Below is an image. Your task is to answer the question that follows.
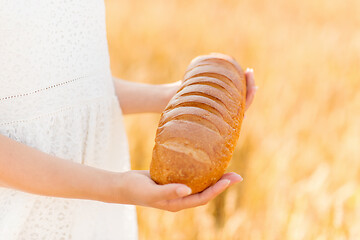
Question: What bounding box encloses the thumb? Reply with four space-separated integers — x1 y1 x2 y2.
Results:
151 183 192 202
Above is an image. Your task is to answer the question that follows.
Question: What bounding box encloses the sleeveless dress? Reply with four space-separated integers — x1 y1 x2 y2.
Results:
0 1 138 239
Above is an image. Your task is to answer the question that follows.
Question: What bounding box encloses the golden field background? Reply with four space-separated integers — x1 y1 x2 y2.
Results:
105 0 360 239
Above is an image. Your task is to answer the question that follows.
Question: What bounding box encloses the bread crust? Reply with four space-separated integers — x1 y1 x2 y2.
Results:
150 53 246 193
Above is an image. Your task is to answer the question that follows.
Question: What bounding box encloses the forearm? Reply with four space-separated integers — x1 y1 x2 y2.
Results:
0 134 117 203
112 76 180 114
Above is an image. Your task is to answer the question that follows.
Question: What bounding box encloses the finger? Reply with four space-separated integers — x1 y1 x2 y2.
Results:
164 174 243 210
150 183 192 202
202 173 243 196
133 170 192 201
245 69 257 110
183 173 243 203
218 172 243 184
245 88 256 110
245 68 256 89
179 180 230 208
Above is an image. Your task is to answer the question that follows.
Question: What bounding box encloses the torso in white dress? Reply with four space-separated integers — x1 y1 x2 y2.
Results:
0 1 138 239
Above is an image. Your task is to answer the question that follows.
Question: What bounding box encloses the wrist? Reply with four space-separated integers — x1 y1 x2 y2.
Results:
104 171 129 204
159 81 181 111
89 170 122 204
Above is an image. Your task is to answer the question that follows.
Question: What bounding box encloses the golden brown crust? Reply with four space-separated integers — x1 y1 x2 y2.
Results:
174 84 238 116
159 106 233 137
165 95 234 127
150 53 246 193
179 76 241 103
187 53 245 77
184 65 242 94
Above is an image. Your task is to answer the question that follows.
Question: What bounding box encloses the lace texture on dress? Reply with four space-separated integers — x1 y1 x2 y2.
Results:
0 0 138 239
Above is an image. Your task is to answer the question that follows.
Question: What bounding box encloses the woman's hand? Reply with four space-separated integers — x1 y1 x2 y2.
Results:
113 170 243 212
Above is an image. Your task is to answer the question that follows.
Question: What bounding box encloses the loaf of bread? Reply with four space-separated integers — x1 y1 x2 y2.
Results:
150 53 246 194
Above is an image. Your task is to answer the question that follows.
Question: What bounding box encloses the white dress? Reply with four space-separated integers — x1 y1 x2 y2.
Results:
0 0 138 239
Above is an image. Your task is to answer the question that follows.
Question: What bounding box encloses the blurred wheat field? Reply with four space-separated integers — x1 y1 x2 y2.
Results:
104 0 360 239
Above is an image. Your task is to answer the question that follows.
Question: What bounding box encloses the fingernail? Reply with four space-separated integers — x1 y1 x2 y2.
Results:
250 68 254 72
233 173 243 182
223 179 231 187
176 186 192 197
246 68 250 72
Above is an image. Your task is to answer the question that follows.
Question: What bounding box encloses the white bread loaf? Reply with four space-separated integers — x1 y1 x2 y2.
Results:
150 53 246 193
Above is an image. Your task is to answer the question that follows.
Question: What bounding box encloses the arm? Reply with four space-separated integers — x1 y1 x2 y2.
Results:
0 133 116 202
112 76 181 114
0 133 242 211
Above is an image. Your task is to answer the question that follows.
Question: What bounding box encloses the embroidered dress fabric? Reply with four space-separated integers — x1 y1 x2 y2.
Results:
0 0 138 239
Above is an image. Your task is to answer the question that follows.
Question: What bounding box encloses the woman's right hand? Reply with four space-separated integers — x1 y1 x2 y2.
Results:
112 170 243 212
